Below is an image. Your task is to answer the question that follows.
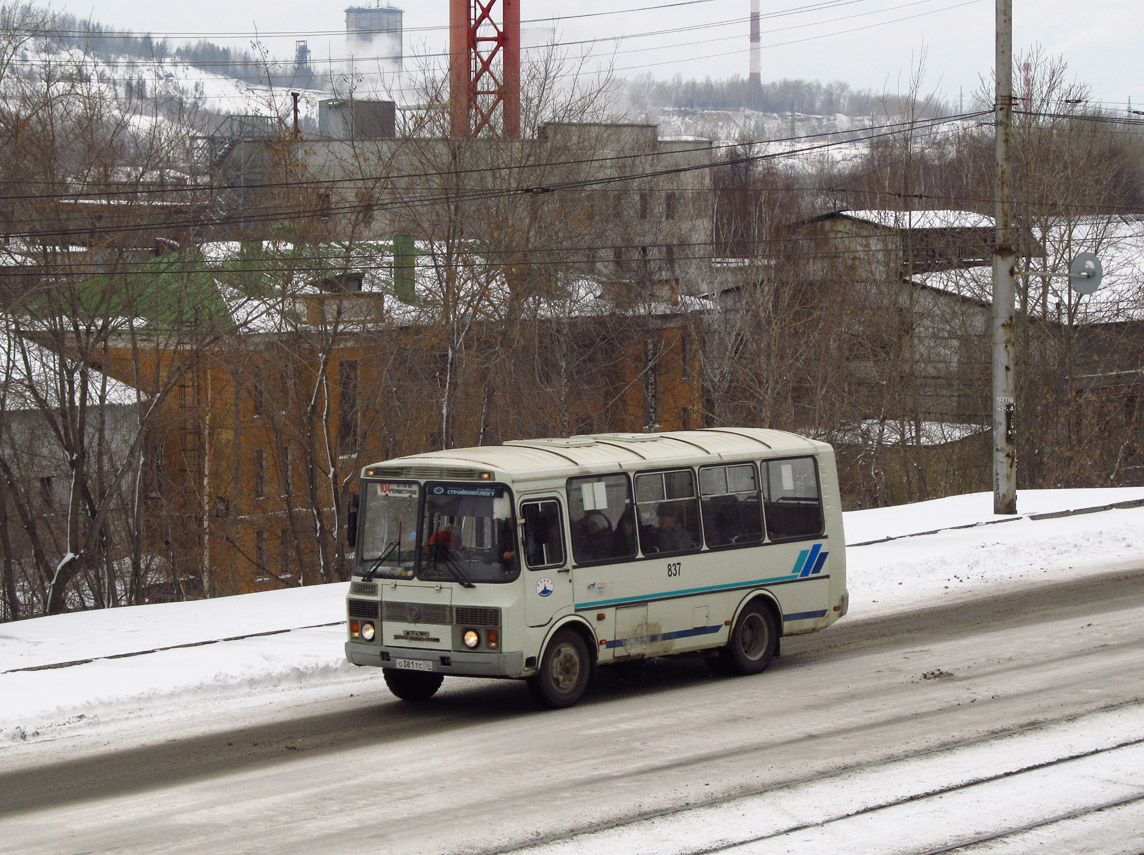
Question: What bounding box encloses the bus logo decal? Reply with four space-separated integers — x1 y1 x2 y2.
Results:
537 578 556 598
792 544 828 578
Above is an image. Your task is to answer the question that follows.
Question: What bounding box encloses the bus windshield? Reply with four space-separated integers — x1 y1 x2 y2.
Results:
420 482 519 584
359 480 420 579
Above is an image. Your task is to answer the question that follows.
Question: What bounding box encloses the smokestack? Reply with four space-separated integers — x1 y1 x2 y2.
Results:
749 0 761 87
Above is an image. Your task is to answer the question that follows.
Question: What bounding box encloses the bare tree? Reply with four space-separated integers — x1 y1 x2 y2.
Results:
0 14 238 617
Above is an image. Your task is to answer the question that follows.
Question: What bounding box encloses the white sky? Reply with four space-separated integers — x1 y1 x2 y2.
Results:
46 0 1144 111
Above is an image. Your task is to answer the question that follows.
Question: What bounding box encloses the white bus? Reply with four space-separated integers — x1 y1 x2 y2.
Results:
345 428 848 708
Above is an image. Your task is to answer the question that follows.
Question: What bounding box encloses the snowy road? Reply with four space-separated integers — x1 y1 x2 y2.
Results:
2 565 1142 855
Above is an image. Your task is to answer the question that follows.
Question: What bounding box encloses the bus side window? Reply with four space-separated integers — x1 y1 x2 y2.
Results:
763 457 825 540
522 499 565 569
567 474 632 564
634 469 701 555
699 463 763 548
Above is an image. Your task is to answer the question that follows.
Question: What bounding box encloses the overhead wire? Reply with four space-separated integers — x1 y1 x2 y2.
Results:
42 0 871 42
0 110 993 241
0 108 1000 206
0 227 1098 289
18 0 982 95
4 6 1141 277
6 159 1125 275
2 100 1135 236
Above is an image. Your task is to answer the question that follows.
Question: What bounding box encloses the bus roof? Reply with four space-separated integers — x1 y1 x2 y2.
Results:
362 428 831 481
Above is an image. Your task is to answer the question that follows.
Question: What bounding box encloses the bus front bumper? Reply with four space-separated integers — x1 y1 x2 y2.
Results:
345 641 526 677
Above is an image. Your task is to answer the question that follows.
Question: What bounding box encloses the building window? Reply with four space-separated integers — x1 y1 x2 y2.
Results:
639 191 650 220
278 360 295 413
338 360 360 454
279 445 291 496
252 367 267 418
280 529 294 579
643 338 659 431
255 530 269 581
146 446 165 499
39 476 54 510
253 449 267 499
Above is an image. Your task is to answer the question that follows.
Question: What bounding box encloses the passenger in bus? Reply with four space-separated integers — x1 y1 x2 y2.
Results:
498 517 518 572
706 498 739 547
427 525 459 557
652 502 693 553
577 512 612 561
612 509 638 557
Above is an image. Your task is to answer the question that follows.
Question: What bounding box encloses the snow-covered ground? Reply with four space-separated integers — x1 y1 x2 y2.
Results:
2 488 1143 746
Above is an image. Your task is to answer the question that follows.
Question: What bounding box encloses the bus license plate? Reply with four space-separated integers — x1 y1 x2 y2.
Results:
393 658 433 672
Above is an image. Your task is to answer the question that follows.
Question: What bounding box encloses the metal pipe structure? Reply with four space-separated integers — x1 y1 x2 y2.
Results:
448 0 520 138
992 0 1017 514
502 0 520 137
449 0 471 139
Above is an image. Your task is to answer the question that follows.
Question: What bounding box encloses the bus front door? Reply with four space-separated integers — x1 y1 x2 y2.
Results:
521 497 573 628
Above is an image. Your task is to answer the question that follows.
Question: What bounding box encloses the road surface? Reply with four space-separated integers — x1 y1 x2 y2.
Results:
1 566 1142 854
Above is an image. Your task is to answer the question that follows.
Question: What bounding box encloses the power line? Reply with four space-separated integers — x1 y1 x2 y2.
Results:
0 110 989 206
25 0 971 76
41 0 850 42
2 123 1129 246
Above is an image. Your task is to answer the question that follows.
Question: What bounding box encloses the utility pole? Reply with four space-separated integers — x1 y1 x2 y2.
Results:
992 0 1017 514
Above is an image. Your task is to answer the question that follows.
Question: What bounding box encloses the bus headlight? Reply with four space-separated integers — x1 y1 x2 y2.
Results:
361 622 376 641
463 629 480 649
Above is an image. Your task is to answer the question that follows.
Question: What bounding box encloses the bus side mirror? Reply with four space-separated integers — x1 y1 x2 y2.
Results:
346 492 359 548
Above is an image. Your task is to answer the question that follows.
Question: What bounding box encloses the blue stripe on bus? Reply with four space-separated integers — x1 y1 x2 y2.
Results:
809 551 829 576
604 624 723 649
791 549 810 577
798 544 823 578
574 572 828 610
784 609 828 621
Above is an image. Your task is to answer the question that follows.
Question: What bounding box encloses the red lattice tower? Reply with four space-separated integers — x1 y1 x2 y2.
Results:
450 0 520 138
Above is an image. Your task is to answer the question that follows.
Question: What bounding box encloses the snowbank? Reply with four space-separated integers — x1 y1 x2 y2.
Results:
2 488 1143 743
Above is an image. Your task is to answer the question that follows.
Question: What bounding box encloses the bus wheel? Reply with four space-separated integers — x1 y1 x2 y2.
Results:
528 629 590 709
383 668 444 702
720 603 777 676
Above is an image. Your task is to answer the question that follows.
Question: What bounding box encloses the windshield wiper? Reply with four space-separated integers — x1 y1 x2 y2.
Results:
361 541 400 582
430 542 475 588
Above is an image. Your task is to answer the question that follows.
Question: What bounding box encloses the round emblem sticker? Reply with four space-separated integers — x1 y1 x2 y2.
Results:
536 577 555 598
